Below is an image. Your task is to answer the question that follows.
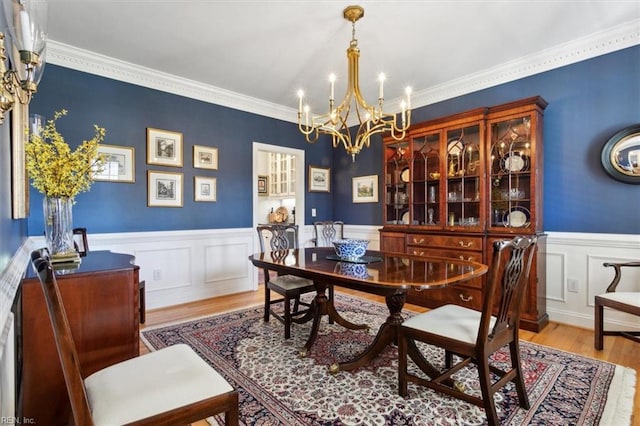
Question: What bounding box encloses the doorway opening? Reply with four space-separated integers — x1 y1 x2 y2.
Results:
252 141 305 227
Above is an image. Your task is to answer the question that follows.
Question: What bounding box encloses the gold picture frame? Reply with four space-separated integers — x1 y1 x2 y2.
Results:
308 165 330 192
94 144 136 183
194 176 217 202
147 170 183 207
146 128 183 167
352 174 379 203
193 145 218 170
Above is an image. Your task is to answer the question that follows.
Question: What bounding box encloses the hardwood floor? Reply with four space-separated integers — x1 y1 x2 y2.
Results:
140 286 638 424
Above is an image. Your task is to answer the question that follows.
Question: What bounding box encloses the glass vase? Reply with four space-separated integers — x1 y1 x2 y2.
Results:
43 196 75 257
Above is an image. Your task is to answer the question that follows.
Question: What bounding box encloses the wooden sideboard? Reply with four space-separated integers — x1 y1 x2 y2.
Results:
14 250 140 424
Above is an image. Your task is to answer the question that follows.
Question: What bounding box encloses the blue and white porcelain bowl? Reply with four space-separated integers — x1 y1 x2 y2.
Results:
333 239 369 260
337 262 369 279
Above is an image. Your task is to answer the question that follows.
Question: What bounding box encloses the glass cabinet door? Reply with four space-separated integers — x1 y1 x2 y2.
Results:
445 124 483 229
488 115 533 230
384 140 410 224
412 132 441 226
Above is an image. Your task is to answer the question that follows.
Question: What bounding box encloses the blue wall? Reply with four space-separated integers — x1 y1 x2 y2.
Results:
333 46 640 233
19 44 640 238
28 66 334 234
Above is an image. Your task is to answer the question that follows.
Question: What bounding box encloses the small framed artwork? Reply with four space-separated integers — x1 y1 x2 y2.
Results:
193 145 218 170
194 176 217 202
147 170 183 207
352 174 379 203
308 165 330 192
257 175 268 196
94 144 135 183
146 127 183 167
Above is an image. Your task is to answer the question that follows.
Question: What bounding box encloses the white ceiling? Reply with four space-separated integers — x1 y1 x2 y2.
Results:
43 1 640 121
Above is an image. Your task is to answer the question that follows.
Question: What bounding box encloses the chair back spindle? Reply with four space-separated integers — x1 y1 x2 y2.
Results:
257 224 300 252
313 221 344 247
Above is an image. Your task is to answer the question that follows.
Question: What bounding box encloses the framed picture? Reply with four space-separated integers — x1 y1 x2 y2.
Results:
147 170 183 207
257 175 268 196
11 103 29 218
193 145 218 170
146 128 183 167
94 144 135 183
352 174 379 203
194 176 217 202
308 165 330 192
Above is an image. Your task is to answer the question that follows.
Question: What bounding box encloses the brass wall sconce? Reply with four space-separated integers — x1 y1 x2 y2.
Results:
0 0 48 124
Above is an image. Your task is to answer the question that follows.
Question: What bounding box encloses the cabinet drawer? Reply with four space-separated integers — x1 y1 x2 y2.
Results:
407 234 483 251
407 247 482 263
408 286 483 311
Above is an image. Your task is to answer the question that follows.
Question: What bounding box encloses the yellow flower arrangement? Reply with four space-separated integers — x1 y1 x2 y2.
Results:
25 109 107 199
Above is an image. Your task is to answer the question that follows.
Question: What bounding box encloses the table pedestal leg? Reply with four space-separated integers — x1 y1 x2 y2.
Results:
299 283 368 358
330 291 406 373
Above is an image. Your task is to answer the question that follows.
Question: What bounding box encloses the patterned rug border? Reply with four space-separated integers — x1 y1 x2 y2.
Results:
141 292 636 425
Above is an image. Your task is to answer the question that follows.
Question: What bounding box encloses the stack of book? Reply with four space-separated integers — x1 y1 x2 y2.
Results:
50 251 81 266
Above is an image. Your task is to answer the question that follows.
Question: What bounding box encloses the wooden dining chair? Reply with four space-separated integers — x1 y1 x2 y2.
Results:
398 236 537 426
257 224 316 339
30 250 239 426
313 220 345 247
594 261 640 350
72 227 89 257
312 220 344 310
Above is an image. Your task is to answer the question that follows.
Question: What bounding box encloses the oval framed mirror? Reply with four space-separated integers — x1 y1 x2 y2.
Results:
601 124 640 184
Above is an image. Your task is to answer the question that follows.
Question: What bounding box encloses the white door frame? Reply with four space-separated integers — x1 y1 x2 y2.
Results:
252 142 306 288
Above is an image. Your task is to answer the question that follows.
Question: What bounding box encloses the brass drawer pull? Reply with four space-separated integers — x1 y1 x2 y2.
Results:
458 240 473 248
459 255 473 261
459 294 473 302
412 250 425 256
413 237 425 244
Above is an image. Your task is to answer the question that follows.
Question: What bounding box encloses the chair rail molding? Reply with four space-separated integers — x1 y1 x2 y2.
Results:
14 228 639 330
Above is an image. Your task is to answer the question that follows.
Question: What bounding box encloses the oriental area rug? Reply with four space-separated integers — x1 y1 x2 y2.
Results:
141 294 635 425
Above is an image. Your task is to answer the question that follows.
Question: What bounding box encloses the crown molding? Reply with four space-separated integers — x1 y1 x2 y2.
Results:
45 41 295 123
404 19 640 111
47 19 639 124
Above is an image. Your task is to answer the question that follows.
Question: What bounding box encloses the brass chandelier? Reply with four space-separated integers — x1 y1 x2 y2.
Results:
297 5 411 161
0 0 47 124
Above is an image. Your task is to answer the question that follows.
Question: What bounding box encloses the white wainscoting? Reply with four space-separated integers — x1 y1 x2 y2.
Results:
30 228 256 310
545 232 640 331
26 228 639 332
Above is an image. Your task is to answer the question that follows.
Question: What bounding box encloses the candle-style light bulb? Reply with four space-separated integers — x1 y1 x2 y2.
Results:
329 73 336 101
378 73 386 99
297 90 304 113
405 86 412 109
303 105 310 127
19 10 34 52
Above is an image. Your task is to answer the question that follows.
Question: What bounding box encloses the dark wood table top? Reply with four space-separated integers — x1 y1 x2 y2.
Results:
249 247 488 293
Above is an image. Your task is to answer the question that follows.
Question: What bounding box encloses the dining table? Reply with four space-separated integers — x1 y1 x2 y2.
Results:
249 246 488 373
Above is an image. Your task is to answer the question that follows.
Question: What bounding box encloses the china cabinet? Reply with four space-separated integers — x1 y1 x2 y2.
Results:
380 96 548 331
